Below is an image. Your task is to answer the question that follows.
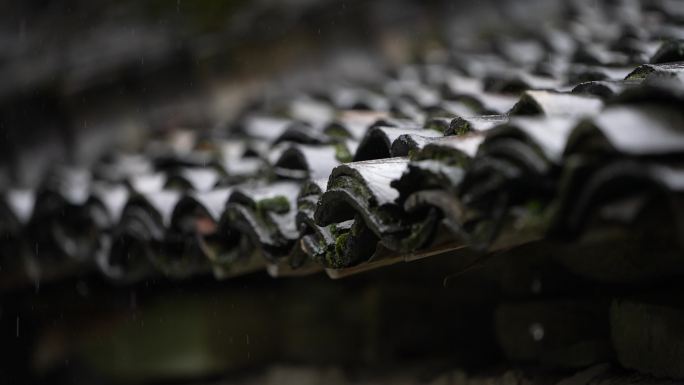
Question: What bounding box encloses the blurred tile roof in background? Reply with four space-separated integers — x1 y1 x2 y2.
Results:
3 0 684 384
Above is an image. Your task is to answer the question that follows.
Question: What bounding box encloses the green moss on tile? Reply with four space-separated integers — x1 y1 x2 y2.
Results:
256 196 290 214
334 143 353 163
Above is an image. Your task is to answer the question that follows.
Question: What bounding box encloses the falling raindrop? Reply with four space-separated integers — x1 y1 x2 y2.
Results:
16 317 20 338
27 253 41 293
529 322 544 341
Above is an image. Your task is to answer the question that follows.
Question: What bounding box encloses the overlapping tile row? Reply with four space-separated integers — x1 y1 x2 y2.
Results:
2 0 684 287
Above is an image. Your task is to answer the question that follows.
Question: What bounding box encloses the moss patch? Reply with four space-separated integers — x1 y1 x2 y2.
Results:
256 196 290 214
334 143 353 163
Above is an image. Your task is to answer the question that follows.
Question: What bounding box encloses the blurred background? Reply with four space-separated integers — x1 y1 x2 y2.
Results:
0 1 575 384
0 0 561 187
